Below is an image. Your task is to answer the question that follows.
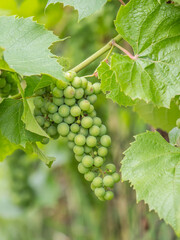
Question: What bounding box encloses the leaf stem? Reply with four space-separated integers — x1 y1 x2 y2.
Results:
70 34 122 73
111 41 138 60
119 0 126 5
11 92 22 99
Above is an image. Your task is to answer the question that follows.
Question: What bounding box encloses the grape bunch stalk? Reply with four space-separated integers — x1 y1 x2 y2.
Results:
0 70 18 98
33 71 120 201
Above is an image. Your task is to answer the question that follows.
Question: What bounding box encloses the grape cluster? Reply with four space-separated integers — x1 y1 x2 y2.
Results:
33 71 120 201
7 150 35 207
0 70 18 98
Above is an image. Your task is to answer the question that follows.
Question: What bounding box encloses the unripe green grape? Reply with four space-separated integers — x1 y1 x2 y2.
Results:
48 103 58 114
79 99 90 111
89 110 96 118
78 163 89 174
87 105 94 114
89 125 100 137
98 147 108 157
100 135 111 147
57 123 69 136
52 87 63 97
64 86 75 98
48 113 53 120
98 196 105 201
44 101 51 111
86 136 97 147
56 80 67 90
70 123 80 133
95 187 105 198
82 155 94 167
0 78 6 88
2 83 11 93
53 113 63 124
44 120 51 128
99 124 107 136
33 97 44 108
85 82 94 95
93 117 102 127
84 145 92 154
94 156 103 167
35 88 45 96
72 77 82 88
81 116 93 128
65 71 76 82
176 118 180 128
59 104 70 117
112 173 120 183
93 82 101 94
41 137 49 145
92 177 103 187
64 98 76 106
74 134 86 146
53 97 64 106
73 145 84 155
75 88 84 99
79 127 89 137
68 132 76 141
47 126 57 136
104 191 114 200
106 164 116 174
68 141 75 150
64 115 75 124
34 108 42 116
103 175 114 188
75 154 84 162
70 105 81 117
84 171 95 182
87 94 97 104
90 183 96 191
51 133 60 140
81 77 88 88
35 116 45 126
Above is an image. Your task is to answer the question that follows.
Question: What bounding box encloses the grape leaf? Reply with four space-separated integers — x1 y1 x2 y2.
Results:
0 16 66 82
134 100 180 132
46 0 107 20
0 99 42 145
113 0 180 107
121 131 180 235
169 127 180 146
97 61 134 106
0 131 18 161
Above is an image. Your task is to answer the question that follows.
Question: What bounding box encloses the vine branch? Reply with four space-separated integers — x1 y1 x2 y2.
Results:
70 34 122 73
119 0 126 5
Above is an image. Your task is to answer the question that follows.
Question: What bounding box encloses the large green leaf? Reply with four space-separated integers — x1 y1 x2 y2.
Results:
0 99 42 145
121 131 180 235
134 100 180 132
0 16 66 81
97 61 134 106
46 0 107 20
0 131 18 161
113 0 180 107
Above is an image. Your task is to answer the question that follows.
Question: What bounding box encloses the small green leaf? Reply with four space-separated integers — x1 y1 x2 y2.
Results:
121 131 180 235
169 127 180 146
0 16 66 82
114 0 180 107
46 0 107 20
0 131 18 161
34 75 56 91
32 142 55 167
24 76 41 97
0 99 42 145
97 61 134 106
134 100 180 132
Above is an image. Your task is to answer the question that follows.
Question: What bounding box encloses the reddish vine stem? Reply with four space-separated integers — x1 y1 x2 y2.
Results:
119 0 126 5
111 40 139 60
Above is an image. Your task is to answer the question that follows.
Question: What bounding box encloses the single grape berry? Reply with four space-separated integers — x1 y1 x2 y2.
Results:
74 134 86 146
103 175 114 188
78 163 89 174
85 82 94 95
84 172 95 182
94 187 105 198
98 147 108 157
65 71 76 82
104 191 114 201
84 145 92 154
59 105 70 117
44 120 51 128
100 135 111 147
89 125 100 137
41 137 49 145
64 86 75 98
52 87 63 98
81 77 88 88
68 141 75 150
35 116 45 126
53 97 64 106
82 155 94 168
99 125 107 136
92 177 103 188
33 97 44 108
67 132 76 141
70 123 80 133
47 126 57 136
73 145 84 156
64 98 76 106
89 110 96 118
48 103 58 114
79 100 90 111
93 117 102 127
70 105 81 117
75 88 84 99
81 117 93 129
87 94 97 104
112 173 120 183
106 163 116 174
64 115 75 124
93 82 101 94
87 105 94 114
79 127 89 137
57 123 69 137
53 113 63 124
72 77 82 88
86 136 97 148
75 154 84 162
94 156 104 167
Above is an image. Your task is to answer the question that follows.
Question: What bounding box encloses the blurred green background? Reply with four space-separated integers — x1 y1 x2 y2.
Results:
0 0 179 239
